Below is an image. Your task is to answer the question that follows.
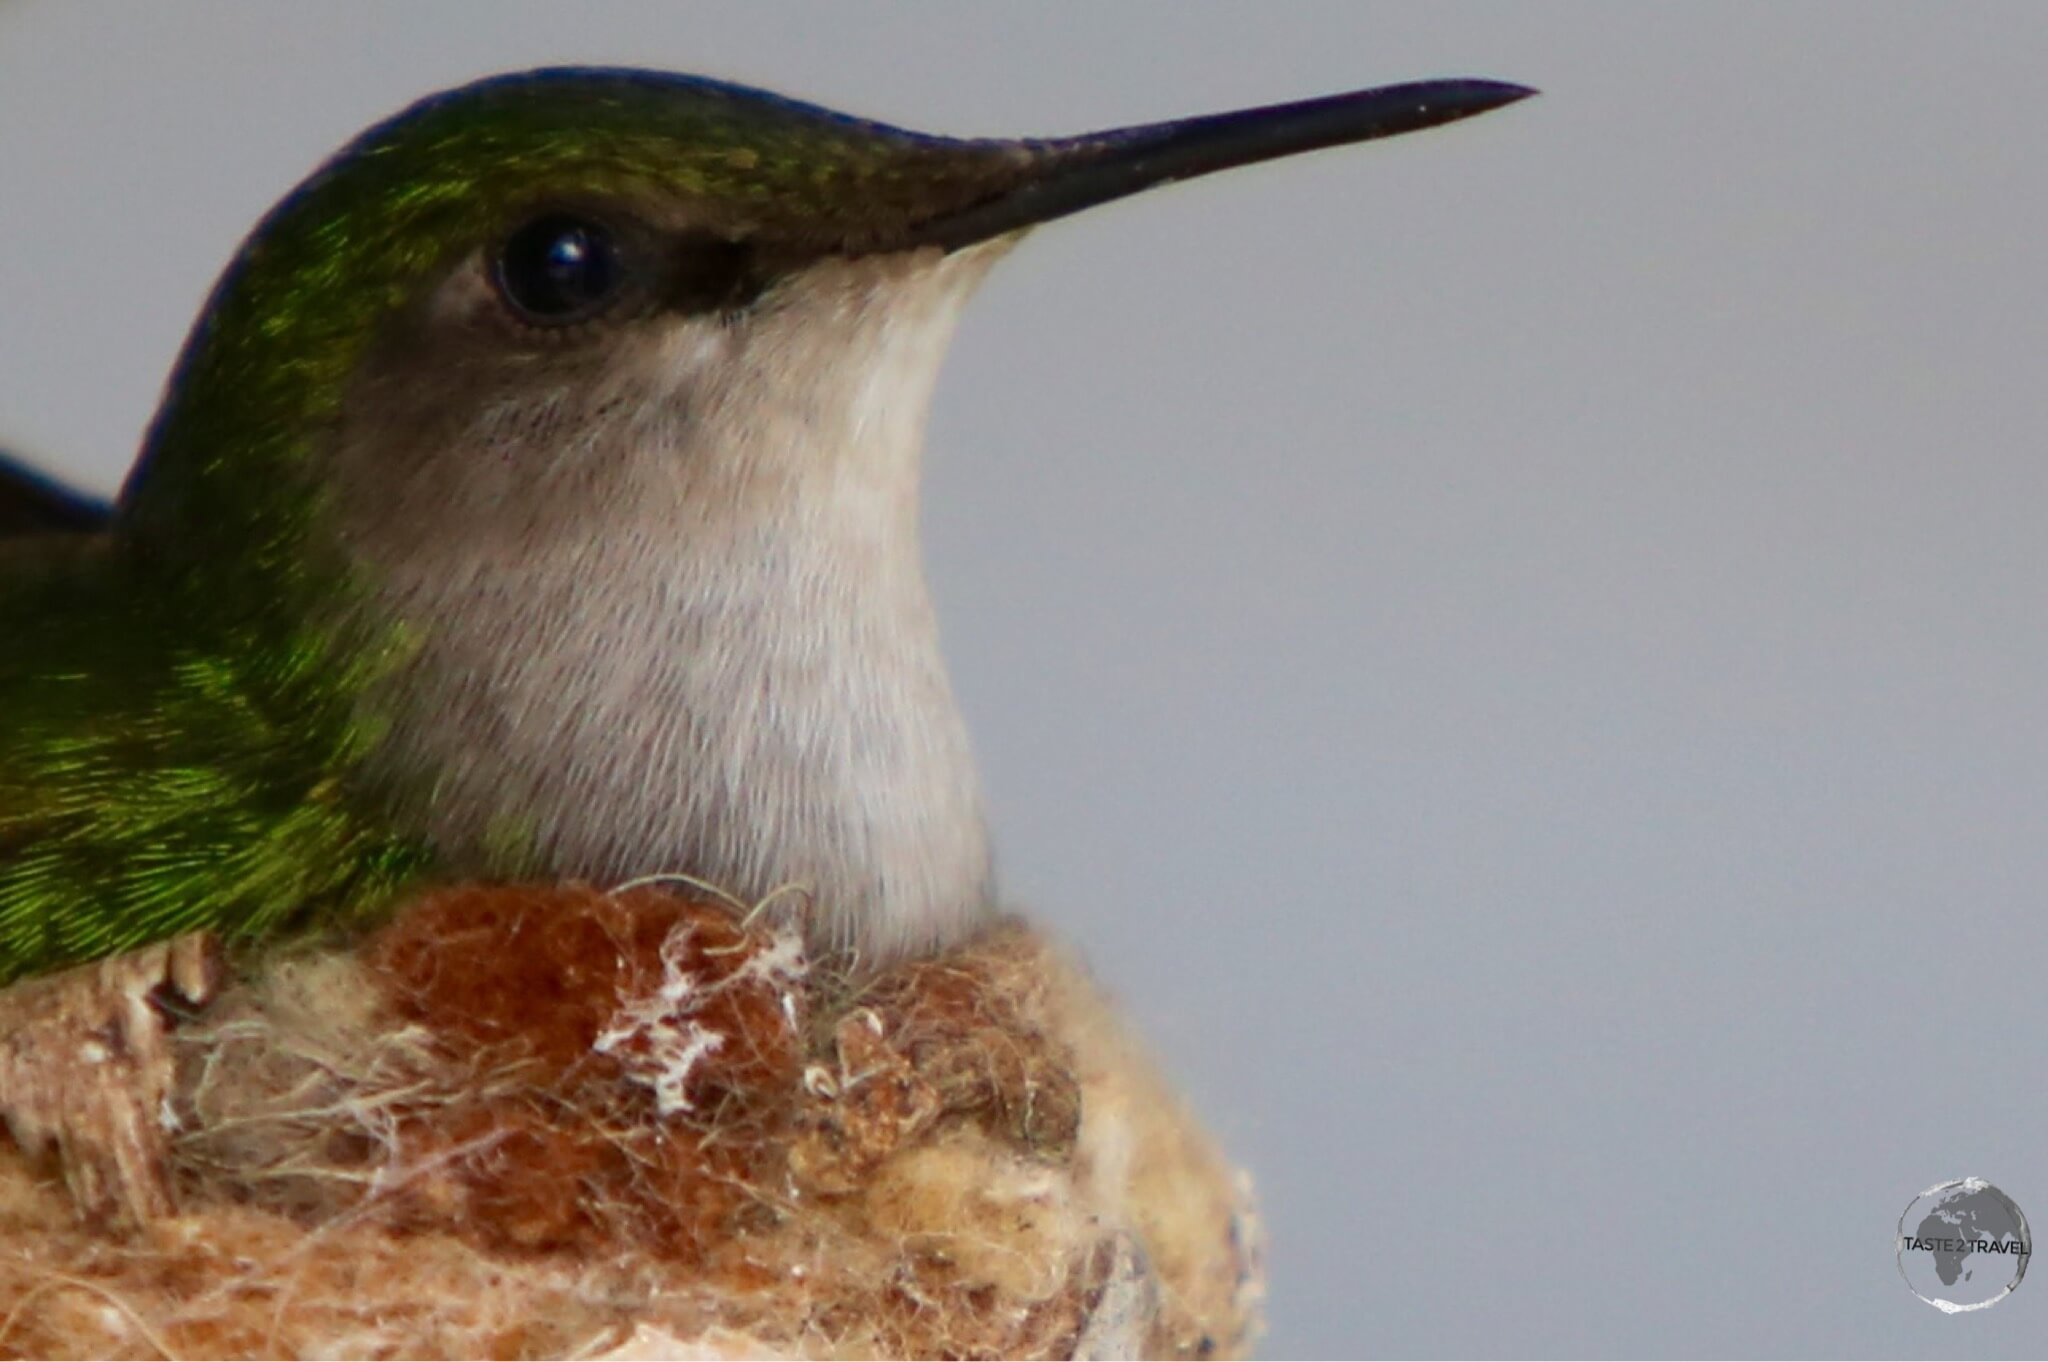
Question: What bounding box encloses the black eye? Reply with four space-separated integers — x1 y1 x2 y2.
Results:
493 214 622 325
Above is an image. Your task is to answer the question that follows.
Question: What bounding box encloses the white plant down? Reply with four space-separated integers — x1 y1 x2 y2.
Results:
594 919 809 1117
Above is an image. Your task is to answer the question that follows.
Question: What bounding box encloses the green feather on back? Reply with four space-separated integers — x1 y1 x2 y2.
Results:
0 539 428 980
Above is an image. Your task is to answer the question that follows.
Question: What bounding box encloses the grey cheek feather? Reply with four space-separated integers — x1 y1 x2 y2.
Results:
329 245 1010 965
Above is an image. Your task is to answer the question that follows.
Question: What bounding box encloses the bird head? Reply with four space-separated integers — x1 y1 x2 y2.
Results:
117 68 1533 596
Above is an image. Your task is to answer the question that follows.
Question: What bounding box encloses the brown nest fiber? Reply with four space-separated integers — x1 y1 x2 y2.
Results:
0 886 1262 1359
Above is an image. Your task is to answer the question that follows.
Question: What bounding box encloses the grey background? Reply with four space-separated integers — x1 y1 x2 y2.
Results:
2 2 2044 1355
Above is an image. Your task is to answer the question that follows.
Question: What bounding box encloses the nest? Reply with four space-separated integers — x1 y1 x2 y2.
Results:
0 886 1261 1359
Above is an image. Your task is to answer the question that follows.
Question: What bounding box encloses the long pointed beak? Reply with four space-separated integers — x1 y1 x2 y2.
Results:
902 79 1535 251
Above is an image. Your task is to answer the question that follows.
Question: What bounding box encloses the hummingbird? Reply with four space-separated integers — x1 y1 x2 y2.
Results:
0 68 1531 982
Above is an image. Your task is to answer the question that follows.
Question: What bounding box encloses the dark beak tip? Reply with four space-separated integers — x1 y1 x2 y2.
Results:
1449 79 1542 113
1471 79 1541 104
1397 78 1541 126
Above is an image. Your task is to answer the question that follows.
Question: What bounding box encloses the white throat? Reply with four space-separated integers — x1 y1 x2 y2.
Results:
335 244 1008 963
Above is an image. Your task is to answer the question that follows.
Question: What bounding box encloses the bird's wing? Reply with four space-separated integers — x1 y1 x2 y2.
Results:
0 449 114 536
